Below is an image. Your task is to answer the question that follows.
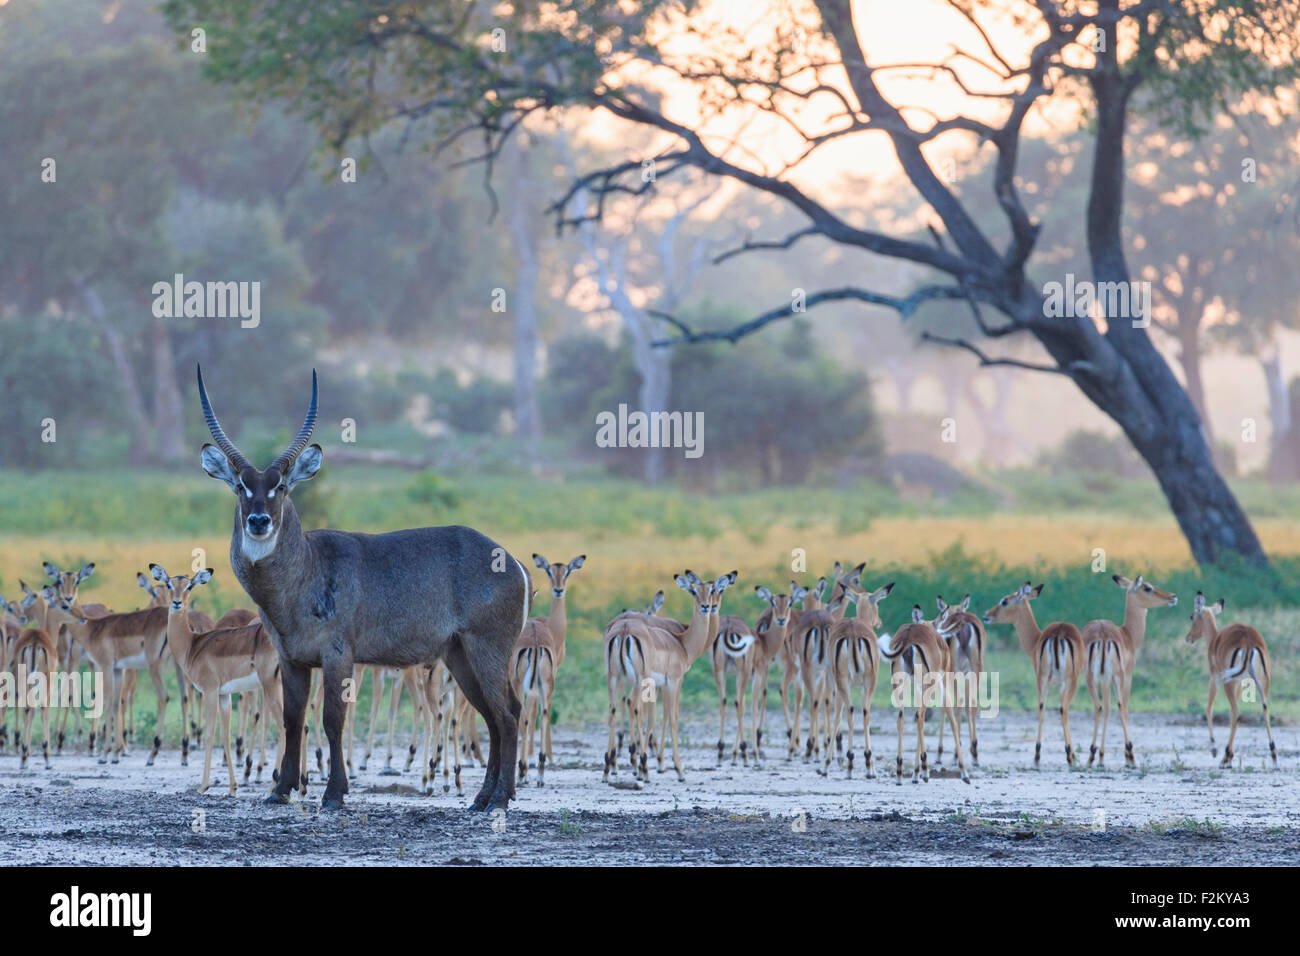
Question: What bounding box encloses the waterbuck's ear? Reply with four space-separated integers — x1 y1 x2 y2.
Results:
286 444 323 490
149 563 169 584
43 561 59 579
567 555 586 572
76 563 95 583
193 568 214 587
201 443 240 491
959 594 971 612
532 554 550 571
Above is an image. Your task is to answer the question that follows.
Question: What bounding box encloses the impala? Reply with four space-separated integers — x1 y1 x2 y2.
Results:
934 594 985 768
878 605 970 784
12 589 59 769
1081 574 1178 767
197 366 528 810
790 563 858 765
826 577 894 778
983 583 1084 767
602 584 687 781
708 605 756 767
780 577 822 759
154 566 285 795
610 571 732 782
1186 592 1278 769
1 595 22 754
513 553 585 786
748 586 796 764
44 562 99 754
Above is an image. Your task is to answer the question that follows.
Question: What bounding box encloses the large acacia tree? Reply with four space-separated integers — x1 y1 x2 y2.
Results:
164 0 1300 566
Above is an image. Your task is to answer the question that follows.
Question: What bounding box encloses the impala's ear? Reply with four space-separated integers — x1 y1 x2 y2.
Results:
832 561 843 578
960 594 971 612
1212 598 1225 615
42 585 57 602
675 574 693 593
532 554 550 570
650 591 665 613
1028 583 1044 599
936 595 948 612
193 568 214 586
137 572 149 589
286 444 323 490
1112 574 1131 589
149 563 169 584
1132 575 1144 589
911 604 924 623
76 563 95 583
715 571 737 592
567 555 586 572
755 586 773 603
872 582 895 605
815 577 827 599
792 585 808 603
202 443 240 491
1193 591 1205 614
43 561 59 579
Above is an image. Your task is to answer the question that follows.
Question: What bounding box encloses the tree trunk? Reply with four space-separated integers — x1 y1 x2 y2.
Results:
1076 55 1265 566
1261 351 1298 480
150 321 185 465
81 285 153 461
504 136 541 468
626 309 672 484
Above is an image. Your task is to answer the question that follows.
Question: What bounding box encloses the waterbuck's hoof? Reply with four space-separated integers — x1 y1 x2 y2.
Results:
320 795 346 811
264 791 291 805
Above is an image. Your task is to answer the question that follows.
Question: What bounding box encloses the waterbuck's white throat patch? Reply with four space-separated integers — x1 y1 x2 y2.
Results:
241 527 279 564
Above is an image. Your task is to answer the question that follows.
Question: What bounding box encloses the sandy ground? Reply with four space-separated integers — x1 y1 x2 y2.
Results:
1 709 1296 866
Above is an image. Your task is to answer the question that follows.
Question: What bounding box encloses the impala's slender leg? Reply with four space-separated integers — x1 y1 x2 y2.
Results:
176 660 190 766
750 666 769 763
536 669 551 787
199 692 221 794
944 699 970 783
1086 658 1102 766
863 670 876 779
1060 679 1078 767
639 691 656 783
404 669 423 772
1097 673 1111 767
383 670 403 773
1033 671 1048 768
267 659 310 803
664 680 686 782
145 661 168 767
1117 673 1136 767
604 670 620 782
713 652 728 767
1220 681 1241 768
361 667 381 771
734 662 749 765
1205 677 1219 756
913 693 927 783
219 694 238 796
779 657 799 759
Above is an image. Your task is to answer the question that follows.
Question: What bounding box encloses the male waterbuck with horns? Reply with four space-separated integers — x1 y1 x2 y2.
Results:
196 366 529 811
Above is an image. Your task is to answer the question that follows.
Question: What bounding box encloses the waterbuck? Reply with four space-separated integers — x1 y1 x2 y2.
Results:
196 366 528 811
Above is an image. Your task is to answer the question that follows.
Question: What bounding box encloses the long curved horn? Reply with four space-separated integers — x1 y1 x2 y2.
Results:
271 369 318 474
197 364 250 472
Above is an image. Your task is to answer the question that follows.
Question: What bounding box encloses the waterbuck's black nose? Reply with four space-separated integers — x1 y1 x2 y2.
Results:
247 513 272 535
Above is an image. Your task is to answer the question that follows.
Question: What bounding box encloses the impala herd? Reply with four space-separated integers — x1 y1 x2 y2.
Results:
0 368 1285 814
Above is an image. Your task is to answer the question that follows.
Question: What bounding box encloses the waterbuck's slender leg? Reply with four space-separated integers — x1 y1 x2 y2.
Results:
320 653 354 809
446 635 518 809
268 660 311 803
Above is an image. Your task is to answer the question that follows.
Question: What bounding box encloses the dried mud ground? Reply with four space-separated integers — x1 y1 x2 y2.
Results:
1 711 1296 866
